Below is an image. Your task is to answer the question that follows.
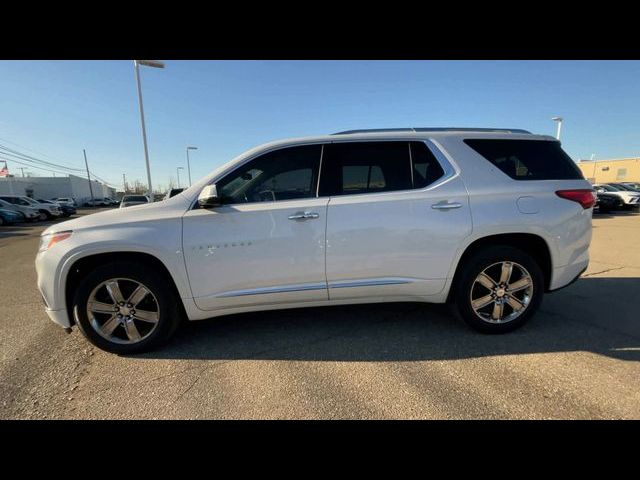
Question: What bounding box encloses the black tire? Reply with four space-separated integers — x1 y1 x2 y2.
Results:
72 261 181 354
451 245 544 334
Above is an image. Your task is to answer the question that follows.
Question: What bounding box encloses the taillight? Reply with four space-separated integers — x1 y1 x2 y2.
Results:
555 189 596 209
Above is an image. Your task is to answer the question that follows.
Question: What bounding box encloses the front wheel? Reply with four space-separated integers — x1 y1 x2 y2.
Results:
72 261 181 354
451 245 544 333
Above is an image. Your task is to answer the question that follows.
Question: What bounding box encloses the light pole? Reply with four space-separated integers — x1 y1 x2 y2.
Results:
176 167 184 188
186 146 197 187
552 116 563 140
134 60 165 202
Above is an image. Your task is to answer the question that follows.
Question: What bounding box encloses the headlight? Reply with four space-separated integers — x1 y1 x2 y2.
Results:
39 230 73 253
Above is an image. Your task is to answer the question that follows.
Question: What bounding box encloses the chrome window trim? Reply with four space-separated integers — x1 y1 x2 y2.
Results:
190 137 459 210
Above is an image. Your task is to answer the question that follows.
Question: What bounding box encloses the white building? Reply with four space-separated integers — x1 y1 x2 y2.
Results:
0 174 116 205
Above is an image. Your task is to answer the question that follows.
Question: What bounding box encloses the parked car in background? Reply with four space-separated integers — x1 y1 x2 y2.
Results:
0 207 24 226
36 127 594 354
163 188 184 200
594 191 624 213
621 182 640 190
53 197 77 207
119 195 150 208
0 195 53 220
101 197 118 206
84 198 110 207
38 199 76 217
593 184 640 209
610 182 640 193
0 197 41 222
21 196 62 220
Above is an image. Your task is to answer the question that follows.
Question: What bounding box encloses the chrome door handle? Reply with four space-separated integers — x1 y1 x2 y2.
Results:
431 201 462 210
288 211 320 220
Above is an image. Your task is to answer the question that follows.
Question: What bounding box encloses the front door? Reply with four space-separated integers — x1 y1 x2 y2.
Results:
182 144 329 311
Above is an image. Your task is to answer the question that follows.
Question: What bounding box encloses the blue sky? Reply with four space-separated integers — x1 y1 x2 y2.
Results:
1 60 639 190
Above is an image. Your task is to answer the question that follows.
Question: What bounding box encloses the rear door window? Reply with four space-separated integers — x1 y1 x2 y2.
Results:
318 142 407 196
464 139 584 181
319 141 446 197
411 141 445 188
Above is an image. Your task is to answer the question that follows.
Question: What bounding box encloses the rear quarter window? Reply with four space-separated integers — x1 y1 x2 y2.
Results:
464 139 584 181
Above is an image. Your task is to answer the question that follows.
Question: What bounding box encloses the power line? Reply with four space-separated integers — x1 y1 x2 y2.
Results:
0 144 117 187
0 140 121 188
0 137 86 171
1 157 118 189
0 156 76 177
0 144 85 172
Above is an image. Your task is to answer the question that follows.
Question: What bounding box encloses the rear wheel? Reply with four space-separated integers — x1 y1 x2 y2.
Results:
451 245 544 333
72 261 181 354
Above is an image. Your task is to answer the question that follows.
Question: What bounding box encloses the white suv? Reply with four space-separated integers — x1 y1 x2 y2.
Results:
36 128 594 354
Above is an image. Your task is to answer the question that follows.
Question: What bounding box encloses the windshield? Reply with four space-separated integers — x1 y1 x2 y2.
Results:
598 185 619 192
23 197 39 205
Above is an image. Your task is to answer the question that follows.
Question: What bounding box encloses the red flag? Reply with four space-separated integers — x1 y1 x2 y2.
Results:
0 163 9 177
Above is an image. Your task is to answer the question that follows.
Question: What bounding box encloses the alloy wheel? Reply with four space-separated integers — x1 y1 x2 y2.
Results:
469 261 533 324
86 278 160 344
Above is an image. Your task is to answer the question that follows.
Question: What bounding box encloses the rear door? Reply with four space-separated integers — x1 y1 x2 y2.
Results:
320 140 472 301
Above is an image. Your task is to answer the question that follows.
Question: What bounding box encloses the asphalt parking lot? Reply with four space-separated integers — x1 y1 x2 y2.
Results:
1 207 639 419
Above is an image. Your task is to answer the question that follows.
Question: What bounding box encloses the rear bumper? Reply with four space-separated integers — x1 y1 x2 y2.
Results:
549 256 589 291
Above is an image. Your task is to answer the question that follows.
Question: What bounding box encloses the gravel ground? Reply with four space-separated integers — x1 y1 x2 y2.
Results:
1 208 639 419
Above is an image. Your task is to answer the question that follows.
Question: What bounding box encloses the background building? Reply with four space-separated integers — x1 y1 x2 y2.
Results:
577 158 640 184
0 174 115 204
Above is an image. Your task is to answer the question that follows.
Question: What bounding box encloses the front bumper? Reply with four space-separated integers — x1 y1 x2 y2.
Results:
44 307 72 328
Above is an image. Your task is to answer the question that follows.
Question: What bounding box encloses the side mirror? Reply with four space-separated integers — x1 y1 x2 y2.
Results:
198 184 222 208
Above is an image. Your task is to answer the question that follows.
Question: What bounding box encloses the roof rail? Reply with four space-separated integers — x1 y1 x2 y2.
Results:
332 127 532 135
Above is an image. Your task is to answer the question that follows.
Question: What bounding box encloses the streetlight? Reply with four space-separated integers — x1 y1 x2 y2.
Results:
176 167 184 188
133 59 165 201
186 146 198 186
551 116 563 140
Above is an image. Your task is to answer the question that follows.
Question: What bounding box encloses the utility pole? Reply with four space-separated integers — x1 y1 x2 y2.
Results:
19 167 26 177
123 173 128 193
84 149 95 205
